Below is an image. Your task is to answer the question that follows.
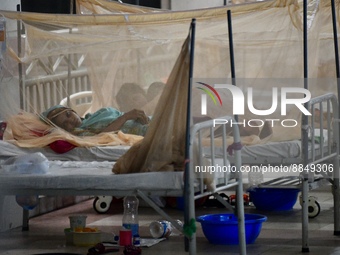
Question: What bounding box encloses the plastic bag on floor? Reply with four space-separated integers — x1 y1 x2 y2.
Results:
1 152 49 174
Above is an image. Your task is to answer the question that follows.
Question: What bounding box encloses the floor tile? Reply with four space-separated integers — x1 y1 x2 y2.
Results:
0 187 340 255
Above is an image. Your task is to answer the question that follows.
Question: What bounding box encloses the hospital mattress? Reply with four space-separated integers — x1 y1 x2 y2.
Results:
1 139 301 162
0 161 185 197
0 141 129 161
0 139 326 165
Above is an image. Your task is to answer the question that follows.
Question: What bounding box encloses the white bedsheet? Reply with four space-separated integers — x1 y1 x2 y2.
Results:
233 140 301 159
0 141 129 161
1 140 303 163
205 140 301 160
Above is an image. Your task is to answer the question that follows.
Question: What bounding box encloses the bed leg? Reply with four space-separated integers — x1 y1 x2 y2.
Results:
236 172 246 255
186 192 196 255
332 156 340 235
334 176 340 235
301 178 309 252
22 208 29 231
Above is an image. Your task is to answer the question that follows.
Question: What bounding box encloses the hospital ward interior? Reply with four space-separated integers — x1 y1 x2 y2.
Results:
2 0 340 254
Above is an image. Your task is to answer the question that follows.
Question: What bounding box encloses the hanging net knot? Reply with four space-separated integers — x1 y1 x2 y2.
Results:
227 141 242 156
183 218 197 238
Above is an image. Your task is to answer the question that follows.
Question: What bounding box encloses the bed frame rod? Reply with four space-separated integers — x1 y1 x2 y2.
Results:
227 10 246 254
331 0 340 148
301 0 310 252
227 10 238 122
331 0 340 99
330 0 340 236
184 18 196 254
16 4 24 111
227 10 236 86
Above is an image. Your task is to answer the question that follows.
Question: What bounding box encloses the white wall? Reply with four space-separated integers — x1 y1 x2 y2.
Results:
1 0 21 32
0 0 21 121
0 0 24 233
167 0 226 11
1 0 21 11
0 0 231 232
0 196 23 232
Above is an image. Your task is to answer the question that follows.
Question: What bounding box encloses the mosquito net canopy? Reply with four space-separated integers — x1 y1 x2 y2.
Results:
0 0 338 172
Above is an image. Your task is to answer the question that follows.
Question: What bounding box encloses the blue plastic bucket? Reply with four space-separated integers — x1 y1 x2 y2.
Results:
248 187 300 211
196 213 267 245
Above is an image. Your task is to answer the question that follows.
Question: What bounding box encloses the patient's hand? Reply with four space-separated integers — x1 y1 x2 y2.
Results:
124 109 149 125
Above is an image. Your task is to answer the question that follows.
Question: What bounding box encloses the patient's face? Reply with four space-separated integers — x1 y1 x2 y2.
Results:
120 94 148 112
131 94 148 108
48 108 82 132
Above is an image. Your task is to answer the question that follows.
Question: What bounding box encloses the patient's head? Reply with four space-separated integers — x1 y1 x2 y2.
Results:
116 83 147 112
42 105 82 132
147 81 165 101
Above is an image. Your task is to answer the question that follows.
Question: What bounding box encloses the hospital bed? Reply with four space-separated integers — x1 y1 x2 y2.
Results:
0 115 247 255
0 16 249 255
0 38 340 255
1 57 338 255
1 1 340 254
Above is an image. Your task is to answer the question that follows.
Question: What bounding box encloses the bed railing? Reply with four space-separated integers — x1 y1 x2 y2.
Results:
187 115 246 255
307 93 339 165
23 68 91 114
191 117 239 198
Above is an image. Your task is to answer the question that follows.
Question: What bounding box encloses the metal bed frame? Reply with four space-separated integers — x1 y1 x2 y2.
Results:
6 18 248 255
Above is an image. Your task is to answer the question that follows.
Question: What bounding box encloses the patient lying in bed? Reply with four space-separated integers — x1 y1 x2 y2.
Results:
42 105 150 136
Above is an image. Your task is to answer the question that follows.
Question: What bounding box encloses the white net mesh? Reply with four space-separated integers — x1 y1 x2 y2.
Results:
0 0 339 172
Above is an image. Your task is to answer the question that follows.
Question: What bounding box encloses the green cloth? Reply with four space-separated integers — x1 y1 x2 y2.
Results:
41 105 66 118
75 107 148 136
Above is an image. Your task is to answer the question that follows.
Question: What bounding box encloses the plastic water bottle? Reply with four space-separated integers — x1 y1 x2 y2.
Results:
248 169 263 188
149 221 172 238
149 219 183 238
122 195 139 238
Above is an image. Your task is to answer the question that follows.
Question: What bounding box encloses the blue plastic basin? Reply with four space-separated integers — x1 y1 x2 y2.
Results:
248 187 300 211
196 213 267 245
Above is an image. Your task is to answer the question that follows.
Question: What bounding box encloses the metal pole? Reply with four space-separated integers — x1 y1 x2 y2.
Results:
70 0 74 14
330 0 340 236
184 18 196 254
16 4 24 111
227 11 245 254
231 121 246 255
331 0 340 82
301 0 309 252
227 10 236 87
68 0 74 106
227 10 238 123
331 0 340 147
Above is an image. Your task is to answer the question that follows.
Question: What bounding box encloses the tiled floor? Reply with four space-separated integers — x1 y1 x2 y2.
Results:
1 186 340 255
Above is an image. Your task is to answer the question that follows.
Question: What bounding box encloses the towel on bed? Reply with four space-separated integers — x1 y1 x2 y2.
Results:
112 36 190 175
4 112 144 151
112 37 218 191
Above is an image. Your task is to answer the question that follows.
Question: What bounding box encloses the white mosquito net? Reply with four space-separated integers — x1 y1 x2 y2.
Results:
0 0 339 173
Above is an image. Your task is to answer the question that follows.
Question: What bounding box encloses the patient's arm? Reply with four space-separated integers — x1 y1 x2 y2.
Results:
101 109 149 132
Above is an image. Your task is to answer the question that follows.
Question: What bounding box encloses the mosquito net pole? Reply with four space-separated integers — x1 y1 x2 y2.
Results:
227 10 238 123
331 0 340 147
227 10 235 85
184 18 196 254
17 4 24 111
331 0 340 92
301 0 310 252
330 0 340 237
227 10 245 255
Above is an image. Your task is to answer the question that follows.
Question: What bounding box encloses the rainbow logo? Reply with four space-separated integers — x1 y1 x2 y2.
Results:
196 82 223 106
196 82 223 115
